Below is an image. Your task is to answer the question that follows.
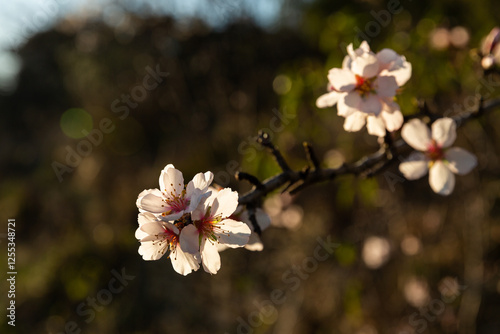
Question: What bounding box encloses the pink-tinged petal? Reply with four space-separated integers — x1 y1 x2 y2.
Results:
135 226 149 240
445 147 477 175
344 111 367 132
170 246 200 276
328 68 357 92
138 212 157 226
245 233 264 251
137 192 167 213
179 224 200 254
382 64 412 86
432 118 456 148
346 43 356 59
351 54 380 78
374 76 398 98
399 152 429 180
380 109 404 132
429 161 455 195
342 54 352 70
343 91 362 110
316 91 341 108
190 171 214 192
376 48 400 69
337 94 357 117
188 190 212 214
140 222 167 235
482 55 495 69
138 241 168 261
481 27 500 55
217 243 229 252
160 165 184 195
216 218 251 248
366 115 386 137
190 193 211 221
359 41 371 53
139 234 163 242
200 238 221 274
401 119 432 151
136 188 162 209
358 94 382 115
212 188 239 218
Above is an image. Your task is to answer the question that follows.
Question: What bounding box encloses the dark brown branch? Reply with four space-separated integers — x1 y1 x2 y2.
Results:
257 131 291 173
238 97 500 206
303 142 320 170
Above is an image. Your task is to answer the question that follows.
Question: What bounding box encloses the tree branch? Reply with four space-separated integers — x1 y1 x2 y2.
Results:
238 97 500 206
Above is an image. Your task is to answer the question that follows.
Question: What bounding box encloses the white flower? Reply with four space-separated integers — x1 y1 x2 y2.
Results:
399 118 477 195
480 27 500 69
135 212 200 276
316 41 411 137
136 164 213 221
180 188 251 274
218 206 271 252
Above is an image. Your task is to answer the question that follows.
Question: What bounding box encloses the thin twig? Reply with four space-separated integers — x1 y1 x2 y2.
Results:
238 97 500 206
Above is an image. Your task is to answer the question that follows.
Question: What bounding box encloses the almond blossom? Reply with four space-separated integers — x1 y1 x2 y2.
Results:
136 164 213 221
480 27 500 69
219 206 271 252
180 188 251 274
316 41 411 137
135 212 200 275
399 118 477 195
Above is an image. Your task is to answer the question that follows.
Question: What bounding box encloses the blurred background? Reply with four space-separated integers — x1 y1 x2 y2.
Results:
1 0 500 333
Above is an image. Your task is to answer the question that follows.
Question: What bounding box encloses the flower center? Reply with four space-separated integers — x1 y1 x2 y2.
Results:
194 208 228 244
354 75 375 97
162 189 190 217
427 140 445 161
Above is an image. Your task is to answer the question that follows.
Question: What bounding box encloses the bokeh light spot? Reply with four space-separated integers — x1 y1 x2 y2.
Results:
60 108 93 139
273 74 292 95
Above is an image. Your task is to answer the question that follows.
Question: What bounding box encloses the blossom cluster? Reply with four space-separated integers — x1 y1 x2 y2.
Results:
316 41 411 137
317 41 478 195
135 164 257 275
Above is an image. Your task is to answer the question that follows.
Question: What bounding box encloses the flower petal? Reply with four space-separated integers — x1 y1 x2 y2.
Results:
351 53 380 78
432 118 456 148
179 224 200 254
399 152 429 180
135 226 149 240
138 212 157 227
328 68 357 92
374 76 398 98
445 147 477 175
344 111 367 132
138 240 168 261
337 94 357 117
376 48 400 69
170 246 200 276
429 160 455 195
159 165 184 195
245 233 264 251
401 119 432 151
137 191 166 213
140 222 167 236
366 115 386 137
316 91 341 108
359 94 383 115
216 218 251 248
212 188 239 218
200 238 221 274
380 109 404 132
